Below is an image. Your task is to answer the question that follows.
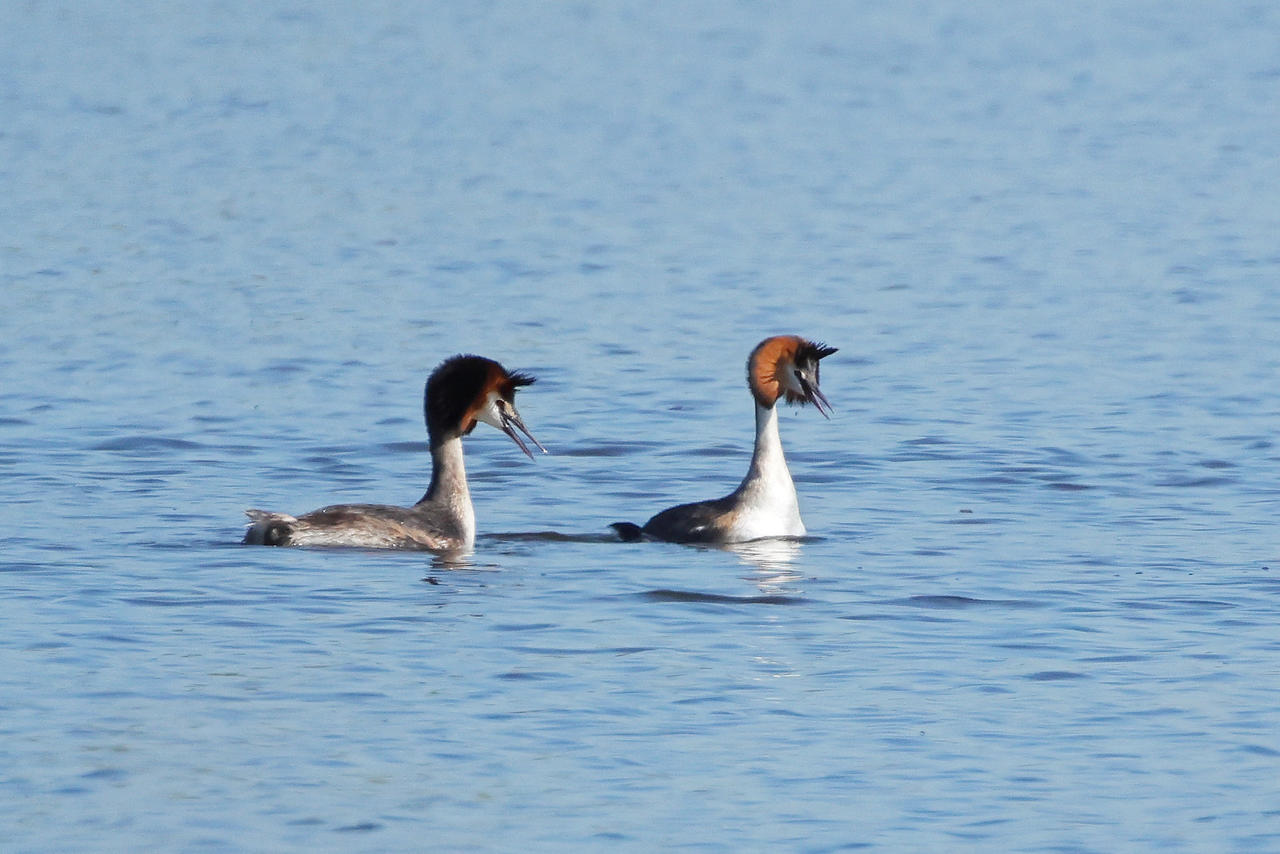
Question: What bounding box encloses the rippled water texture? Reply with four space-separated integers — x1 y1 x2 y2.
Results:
4 2 1280 851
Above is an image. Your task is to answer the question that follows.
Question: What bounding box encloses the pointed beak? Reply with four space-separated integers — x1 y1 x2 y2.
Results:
798 375 833 419
499 405 547 459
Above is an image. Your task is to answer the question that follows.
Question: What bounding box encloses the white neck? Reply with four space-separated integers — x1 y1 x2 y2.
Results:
424 435 476 545
729 403 805 539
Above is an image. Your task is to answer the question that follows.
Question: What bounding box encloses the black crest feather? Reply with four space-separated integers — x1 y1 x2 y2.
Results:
798 340 838 363
506 370 537 389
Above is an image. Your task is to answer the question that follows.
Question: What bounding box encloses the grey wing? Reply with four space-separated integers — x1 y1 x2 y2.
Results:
641 495 737 543
289 504 460 549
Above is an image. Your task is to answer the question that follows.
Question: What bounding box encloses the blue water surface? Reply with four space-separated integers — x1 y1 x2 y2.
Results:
4 2 1280 851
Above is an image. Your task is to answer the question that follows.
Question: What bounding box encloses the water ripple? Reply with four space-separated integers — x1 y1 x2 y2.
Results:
887 595 1044 610
638 589 806 605
90 436 204 451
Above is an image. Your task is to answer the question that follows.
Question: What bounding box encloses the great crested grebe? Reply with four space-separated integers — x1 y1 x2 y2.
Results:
243 354 544 550
611 335 836 544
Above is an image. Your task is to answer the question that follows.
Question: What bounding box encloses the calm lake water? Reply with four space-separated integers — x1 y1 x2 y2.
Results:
4 1 1280 851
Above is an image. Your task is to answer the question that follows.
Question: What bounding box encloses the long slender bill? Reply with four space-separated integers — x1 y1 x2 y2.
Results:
500 408 547 458
800 377 833 419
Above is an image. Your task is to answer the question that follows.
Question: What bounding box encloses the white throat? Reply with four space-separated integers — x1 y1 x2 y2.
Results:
728 402 805 539
425 435 476 546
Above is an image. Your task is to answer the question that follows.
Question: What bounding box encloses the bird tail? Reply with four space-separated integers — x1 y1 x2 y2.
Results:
243 509 298 546
609 522 643 542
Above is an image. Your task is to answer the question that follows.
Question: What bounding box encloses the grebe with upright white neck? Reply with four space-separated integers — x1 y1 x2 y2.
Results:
243 354 544 550
611 335 836 544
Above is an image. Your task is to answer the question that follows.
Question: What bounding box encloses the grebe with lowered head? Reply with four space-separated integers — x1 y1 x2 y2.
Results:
611 335 836 544
243 354 544 550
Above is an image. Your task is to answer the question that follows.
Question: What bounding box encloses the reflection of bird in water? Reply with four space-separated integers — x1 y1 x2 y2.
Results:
726 538 805 592
728 537 802 571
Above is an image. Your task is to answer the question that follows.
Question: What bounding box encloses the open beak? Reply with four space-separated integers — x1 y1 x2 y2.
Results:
499 405 547 459
798 376 833 419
